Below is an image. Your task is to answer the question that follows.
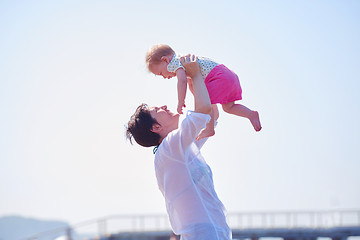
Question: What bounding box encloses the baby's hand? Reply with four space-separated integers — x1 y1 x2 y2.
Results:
177 102 186 114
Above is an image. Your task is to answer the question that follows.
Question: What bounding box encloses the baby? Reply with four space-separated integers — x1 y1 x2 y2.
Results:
146 44 261 140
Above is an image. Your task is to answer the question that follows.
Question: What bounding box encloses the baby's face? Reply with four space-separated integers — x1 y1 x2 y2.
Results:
150 62 176 79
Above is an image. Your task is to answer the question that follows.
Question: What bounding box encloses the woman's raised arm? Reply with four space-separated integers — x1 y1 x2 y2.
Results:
180 55 211 115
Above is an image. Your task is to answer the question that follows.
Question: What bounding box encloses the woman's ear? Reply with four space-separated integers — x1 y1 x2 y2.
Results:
151 123 162 133
161 56 170 64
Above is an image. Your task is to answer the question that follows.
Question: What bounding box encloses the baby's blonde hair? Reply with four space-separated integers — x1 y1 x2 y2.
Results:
146 44 175 70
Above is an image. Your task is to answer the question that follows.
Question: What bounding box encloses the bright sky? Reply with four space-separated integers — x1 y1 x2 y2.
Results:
1 0 359 226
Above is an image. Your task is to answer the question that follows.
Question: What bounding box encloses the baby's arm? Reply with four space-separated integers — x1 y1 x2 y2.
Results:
176 68 188 114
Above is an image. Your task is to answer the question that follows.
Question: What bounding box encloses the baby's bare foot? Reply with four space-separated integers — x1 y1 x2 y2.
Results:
196 127 215 141
250 111 262 131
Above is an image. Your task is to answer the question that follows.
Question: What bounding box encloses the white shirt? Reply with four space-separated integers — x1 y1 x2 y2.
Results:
154 111 232 240
167 54 219 80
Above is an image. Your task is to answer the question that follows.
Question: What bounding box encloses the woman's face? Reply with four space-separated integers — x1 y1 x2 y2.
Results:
149 105 179 131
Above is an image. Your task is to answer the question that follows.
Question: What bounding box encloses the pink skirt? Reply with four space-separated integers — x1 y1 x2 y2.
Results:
205 64 242 104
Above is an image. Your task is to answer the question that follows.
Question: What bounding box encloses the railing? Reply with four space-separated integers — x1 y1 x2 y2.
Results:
23 209 360 240
227 209 360 229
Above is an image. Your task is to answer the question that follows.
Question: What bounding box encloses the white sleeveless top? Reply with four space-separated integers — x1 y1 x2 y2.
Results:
167 54 219 80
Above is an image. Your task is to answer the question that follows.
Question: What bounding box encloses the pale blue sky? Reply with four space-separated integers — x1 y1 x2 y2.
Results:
1 0 359 225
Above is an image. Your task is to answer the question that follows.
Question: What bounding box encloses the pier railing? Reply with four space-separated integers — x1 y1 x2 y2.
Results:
226 209 360 229
24 209 360 240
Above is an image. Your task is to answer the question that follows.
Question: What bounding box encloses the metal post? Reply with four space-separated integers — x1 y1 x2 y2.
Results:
339 211 343 227
286 213 291 228
261 213 266 228
139 216 145 231
318 212 322 228
237 213 242 229
132 217 137 231
66 227 72 240
98 219 107 237
270 213 274 228
310 212 315 228
155 216 160 230
248 214 252 228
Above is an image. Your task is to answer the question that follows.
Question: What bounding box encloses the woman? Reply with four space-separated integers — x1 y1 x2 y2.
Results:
126 55 232 240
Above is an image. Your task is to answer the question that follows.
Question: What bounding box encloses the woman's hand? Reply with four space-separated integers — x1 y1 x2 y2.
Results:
180 54 211 115
180 54 201 79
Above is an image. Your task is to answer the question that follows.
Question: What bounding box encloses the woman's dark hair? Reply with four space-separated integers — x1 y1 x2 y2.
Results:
126 104 161 147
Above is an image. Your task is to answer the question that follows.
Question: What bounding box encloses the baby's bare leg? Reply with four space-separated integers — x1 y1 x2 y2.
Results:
222 102 262 131
196 104 218 140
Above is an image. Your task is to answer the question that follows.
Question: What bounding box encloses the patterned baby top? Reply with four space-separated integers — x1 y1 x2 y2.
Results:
167 54 219 80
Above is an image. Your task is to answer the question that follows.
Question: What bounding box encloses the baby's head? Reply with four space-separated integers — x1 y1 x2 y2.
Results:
146 44 177 79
